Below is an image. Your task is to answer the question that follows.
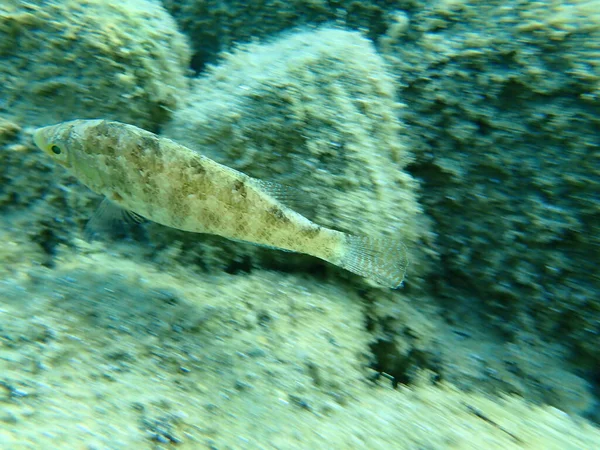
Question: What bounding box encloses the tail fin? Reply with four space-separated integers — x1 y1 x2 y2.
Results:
339 234 409 289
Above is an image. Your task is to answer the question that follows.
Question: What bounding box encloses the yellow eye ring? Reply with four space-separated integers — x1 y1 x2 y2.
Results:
50 145 61 155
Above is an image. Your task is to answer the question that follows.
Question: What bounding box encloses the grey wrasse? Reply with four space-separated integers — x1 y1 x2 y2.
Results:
33 120 408 288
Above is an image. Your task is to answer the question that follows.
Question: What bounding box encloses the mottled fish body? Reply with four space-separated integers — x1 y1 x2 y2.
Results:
34 120 408 288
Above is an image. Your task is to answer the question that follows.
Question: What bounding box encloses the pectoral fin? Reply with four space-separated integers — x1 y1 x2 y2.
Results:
84 197 145 241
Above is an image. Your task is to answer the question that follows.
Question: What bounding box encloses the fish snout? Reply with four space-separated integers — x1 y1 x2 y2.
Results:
33 126 51 151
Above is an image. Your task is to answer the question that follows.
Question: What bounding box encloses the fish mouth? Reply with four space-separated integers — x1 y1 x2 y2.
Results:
33 127 50 151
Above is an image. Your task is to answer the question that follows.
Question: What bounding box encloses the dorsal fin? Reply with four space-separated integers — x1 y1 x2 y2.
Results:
251 179 315 218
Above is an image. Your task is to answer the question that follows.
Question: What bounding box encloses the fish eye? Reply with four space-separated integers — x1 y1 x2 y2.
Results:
50 144 62 155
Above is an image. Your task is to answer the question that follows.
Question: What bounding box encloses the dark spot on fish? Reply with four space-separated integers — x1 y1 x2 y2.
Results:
132 138 164 176
140 169 158 199
94 121 117 137
89 121 120 157
188 157 206 175
167 191 187 228
179 180 194 197
236 222 248 235
268 206 290 224
103 144 117 157
111 192 123 202
140 135 161 156
232 180 247 198
301 226 320 238
127 146 145 173
204 211 221 228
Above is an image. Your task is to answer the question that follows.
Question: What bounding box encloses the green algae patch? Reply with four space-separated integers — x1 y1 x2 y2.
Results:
379 0 600 400
162 0 408 71
0 0 190 129
1 243 599 448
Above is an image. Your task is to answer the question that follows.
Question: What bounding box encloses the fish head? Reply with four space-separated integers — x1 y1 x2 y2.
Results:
33 123 74 168
33 119 116 195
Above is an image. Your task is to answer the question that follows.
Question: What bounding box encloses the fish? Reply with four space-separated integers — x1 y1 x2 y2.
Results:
33 119 408 288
